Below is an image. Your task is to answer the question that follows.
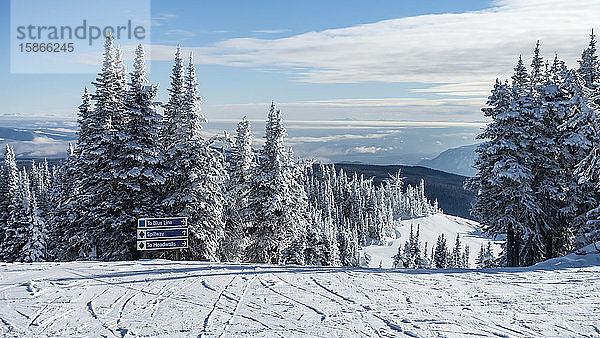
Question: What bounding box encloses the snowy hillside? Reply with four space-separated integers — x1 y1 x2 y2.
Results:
419 144 478 177
361 214 502 268
1 255 599 337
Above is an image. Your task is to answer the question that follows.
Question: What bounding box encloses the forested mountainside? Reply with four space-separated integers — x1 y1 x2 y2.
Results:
336 164 474 220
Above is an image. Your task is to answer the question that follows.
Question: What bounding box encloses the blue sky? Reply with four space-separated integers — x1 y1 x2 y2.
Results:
0 0 493 119
1 0 599 122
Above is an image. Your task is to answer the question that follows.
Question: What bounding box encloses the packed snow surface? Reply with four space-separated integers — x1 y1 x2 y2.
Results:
361 214 503 268
1 252 599 337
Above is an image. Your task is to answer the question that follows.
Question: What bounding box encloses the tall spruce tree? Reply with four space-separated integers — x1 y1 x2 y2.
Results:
0 145 18 237
222 118 255 262
4 169 33 262
246 103 309 265
578 29 599 89
0 145 19 261
22 191 46 262
433 234 448 268
163 52 226 261
468 57 540 266
560 71 600 246
104 44 166 260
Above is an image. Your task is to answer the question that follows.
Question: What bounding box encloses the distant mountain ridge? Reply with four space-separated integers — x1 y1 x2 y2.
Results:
419 143 479 177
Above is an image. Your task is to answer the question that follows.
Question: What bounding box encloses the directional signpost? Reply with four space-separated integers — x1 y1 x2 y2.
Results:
137 217 188 258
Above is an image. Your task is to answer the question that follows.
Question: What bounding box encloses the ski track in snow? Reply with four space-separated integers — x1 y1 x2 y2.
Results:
0 259 599 337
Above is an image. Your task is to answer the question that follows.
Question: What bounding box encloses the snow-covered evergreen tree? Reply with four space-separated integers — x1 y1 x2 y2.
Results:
305 204 324 265
338 217 359 266
448 234 462 268
0 145 19 255
109 44 165 259
394 225 426 269
245 103 309 264
476 242 497 268
222 118 255 262
468 56 541 267
433 234 448 269
462 245 470 269
67 33 129 260
4 169 33 262
162 52 226 261
578 29 599 89
22 191 47 262
476 244 485 268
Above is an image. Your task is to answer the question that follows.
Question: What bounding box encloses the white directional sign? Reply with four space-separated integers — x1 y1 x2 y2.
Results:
137 239 188 251
138 217 187 228
137 228 188 239
137 217 188 251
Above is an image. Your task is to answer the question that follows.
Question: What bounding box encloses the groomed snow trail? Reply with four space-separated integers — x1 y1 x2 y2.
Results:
0 259 599 337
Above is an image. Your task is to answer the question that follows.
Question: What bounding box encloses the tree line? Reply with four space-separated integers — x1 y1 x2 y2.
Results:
0 35 441 265
468 31 600 266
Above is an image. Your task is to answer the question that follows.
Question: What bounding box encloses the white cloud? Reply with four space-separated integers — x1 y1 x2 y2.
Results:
351 146 385 154
202 97 488 122
165 29 196 39
252 29 290 34
143 0 600 90
286 131 399 144
152 13 177 27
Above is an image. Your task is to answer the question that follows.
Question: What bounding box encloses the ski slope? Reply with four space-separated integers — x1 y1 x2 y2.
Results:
1 249 599 337
361 214 503 268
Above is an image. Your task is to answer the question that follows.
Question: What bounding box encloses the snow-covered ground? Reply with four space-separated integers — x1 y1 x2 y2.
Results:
1 247 599 337
361 214 503 268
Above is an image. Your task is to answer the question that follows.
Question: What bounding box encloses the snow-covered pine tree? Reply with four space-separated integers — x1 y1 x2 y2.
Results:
413 225 423 268
338 217 359 266
321 213 341 266
509 55 545 266
46 144 77 260
523 43 566 262
245 102 309 265
67 33 129 260
433 234 448 269
462 245 470 269
161 45 186 150
106 44 165 260
0 145 19 261
534 54 576 258
449 234 462 268
559 70 600 247
305 204 323 265
3 168 33 262
0 145 19 253
468 56 540 267
476 244 485 268
402 225 415 268
222 118 255 262
112 45 128 129
396 224 424 269
22 191 46 262
392 241 404 268
482 242 497 268
162 52 226 261
420 242 431 269
30 159 50 216
578 29 599 89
